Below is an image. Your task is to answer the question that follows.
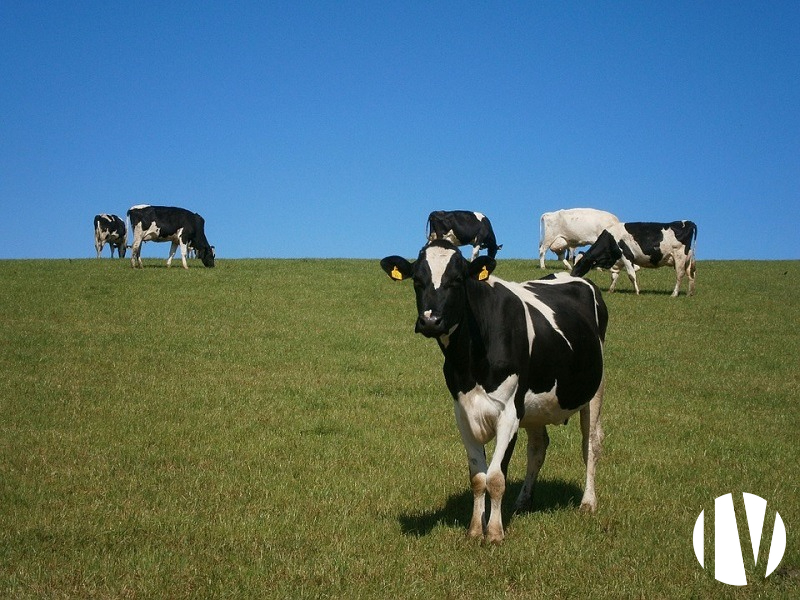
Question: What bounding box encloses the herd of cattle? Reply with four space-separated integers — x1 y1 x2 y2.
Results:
95 204 696 543
93 205 215 269
380 207 697 543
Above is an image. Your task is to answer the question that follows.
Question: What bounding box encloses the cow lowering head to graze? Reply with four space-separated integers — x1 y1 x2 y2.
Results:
127 205 215 269
571 221 697 297
539 208 620 269
94 214 127 258
427 210 502 260
381 240 607 544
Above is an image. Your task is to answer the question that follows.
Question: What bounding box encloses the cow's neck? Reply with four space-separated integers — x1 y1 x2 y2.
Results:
438 280 496 395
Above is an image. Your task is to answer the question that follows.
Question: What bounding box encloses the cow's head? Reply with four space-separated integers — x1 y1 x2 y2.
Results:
571 230 621 278
196 244 215 268
381 240 495 338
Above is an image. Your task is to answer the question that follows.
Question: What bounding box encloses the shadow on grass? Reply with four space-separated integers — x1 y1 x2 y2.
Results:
398 478 583 537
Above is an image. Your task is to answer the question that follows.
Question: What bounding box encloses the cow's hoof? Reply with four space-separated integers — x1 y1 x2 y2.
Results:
484 532 504 546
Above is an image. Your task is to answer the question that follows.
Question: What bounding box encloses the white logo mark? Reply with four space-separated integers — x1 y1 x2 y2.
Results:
693 492 786 586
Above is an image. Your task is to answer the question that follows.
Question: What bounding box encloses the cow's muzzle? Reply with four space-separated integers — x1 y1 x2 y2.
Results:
415 313 446 338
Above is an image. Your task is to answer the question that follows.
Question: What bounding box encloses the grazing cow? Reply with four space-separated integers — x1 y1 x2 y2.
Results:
381 240 607 544
127 205 215 269
93 214 127 258
571 221 697 296
427 210 502 260
539 208 620 269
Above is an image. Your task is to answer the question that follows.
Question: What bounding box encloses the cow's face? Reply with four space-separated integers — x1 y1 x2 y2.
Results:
381 241 495 339
571 230 621 277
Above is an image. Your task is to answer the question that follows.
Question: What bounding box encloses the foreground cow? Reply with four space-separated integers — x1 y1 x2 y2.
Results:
94 214 127 258
127 205 215 269
381 240 607 544
427 210 502 260
539 208 620 269
571 221 697 296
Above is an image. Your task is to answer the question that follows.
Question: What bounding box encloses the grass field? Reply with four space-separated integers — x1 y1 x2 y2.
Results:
1 257 798 598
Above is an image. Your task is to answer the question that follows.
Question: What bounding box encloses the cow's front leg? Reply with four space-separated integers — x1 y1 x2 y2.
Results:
454 406 488 539
484 408 520 544
465 441 488 540
178 241 189 269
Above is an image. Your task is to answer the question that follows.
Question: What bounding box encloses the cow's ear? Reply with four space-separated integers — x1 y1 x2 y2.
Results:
469 256 496 282
380 256 414 281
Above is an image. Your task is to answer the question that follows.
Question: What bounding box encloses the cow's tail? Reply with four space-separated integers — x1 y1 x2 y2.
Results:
688 221 698 274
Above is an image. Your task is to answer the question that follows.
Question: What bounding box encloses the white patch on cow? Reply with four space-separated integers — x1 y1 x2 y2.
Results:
438 323 459 348
520 383 581 427
495 280 573 352
473 212 485 221
130 204 150 210
455 375 519 445
424 245 457 290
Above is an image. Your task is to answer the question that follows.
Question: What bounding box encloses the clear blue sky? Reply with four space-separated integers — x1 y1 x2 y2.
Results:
2 1 798 260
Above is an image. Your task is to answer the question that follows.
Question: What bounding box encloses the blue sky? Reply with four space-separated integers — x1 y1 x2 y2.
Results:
2 1 798 260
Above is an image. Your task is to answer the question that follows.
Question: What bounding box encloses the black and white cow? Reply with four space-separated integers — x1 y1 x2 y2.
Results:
427 210 502 260
94 214 127 258
571 221 697 297
127 205 215 269
381 240 607 544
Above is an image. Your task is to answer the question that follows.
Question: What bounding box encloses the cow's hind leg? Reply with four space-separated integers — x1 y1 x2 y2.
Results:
687 251 697 296
166 242 179 268
512 425 549 513
579 378 604 513
671 252 687 297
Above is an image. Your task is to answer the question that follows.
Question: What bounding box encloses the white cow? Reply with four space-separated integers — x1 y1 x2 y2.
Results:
539 208 620 269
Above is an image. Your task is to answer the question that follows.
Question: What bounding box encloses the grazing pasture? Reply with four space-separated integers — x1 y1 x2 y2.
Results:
1 258 798 598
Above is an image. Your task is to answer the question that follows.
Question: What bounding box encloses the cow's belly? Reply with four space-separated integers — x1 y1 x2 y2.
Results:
519 384 582 427
455 375 518 445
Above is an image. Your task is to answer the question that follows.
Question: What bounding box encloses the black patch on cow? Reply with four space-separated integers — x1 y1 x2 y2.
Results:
427 210 502 258
571 230 622 276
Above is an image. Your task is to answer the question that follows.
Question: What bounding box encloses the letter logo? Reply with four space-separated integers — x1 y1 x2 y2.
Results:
693 492 786 585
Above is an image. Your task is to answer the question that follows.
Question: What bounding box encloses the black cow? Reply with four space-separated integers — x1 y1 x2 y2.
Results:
94 214 127 258
127 205 214 269
381 240 607 544
571 221 697 296
427 210 502 260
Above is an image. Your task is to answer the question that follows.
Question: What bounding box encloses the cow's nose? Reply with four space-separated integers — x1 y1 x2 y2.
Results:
415 314 444 337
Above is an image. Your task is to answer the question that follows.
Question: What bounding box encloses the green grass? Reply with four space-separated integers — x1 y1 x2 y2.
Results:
1 257 798 598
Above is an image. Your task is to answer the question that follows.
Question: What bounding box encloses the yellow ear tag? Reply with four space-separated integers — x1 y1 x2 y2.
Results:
478 266 490 281
390 266 404 281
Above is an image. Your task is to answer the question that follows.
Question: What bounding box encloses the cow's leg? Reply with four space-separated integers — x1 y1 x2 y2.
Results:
178 240 189 269
166 241 179 268
579 378 604 513
608 267 620 292
687 252 697 296
95 238 102 258
470 245 480 261
622 260 640 295
671 255 686 297
512 425 549 513
454 407 489 539
538 243 548 269
484 407 520 544
130 232 143 268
